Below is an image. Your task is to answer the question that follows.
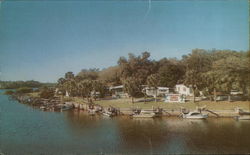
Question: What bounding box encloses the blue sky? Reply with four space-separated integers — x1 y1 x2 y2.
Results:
0 0 248 82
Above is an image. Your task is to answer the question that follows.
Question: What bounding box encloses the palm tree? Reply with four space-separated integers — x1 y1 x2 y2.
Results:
147 74 159 103
57 77 66 94
63 79 77 97
65 71 74 80
91 80 106 100
123 77 141 103
77 80 93 103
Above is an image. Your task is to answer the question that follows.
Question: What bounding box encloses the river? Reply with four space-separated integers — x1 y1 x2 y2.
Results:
0 90 250 155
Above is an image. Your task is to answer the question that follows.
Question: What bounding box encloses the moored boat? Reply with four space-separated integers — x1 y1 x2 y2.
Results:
40 106 46 110
60 102 74 111
102 111 115 117
102 106 119 117
132 110 156 118
88 109 96 116
235 107 250 120
153 108 164 117
236 115 250 120
182 111 208 119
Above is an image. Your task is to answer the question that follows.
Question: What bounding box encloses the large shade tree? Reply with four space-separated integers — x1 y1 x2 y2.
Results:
118 52 158 84
183 49 212 102
123 77 142 103
77 80 93 103
157 58 185 87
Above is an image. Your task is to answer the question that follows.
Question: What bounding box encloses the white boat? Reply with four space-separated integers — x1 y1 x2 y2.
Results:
40 106 46 110
88 109 96 116
102 111 115 117
236 115 250 120
182 111 208 119
61 105 73 111
153 108 163 117
61 103 74 111
133 110 156 118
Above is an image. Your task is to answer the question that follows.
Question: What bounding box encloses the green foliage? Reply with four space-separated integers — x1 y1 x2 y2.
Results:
65 72 74 80
0 80 48 89
118 52 158 84
147 74 160 89
64 79 78 97
123 77 142 102
16 87 33 94
98 66 121 85
40 87 55 99
55 50 250 101
4 90 14 95
157 58 185 87
77 80 93 98
184 49 212 91
91 80 107 98
77 68 99 80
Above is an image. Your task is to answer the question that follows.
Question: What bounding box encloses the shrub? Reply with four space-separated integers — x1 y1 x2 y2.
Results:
40 88 55 99
16 87 33 94
4 90 15 95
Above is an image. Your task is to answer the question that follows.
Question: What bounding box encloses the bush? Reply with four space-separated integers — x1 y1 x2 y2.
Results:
16 87 33 94
40 88 55 99
4 90 15 95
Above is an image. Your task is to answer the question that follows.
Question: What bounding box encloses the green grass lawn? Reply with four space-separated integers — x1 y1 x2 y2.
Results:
94 98 250 111
27 92 40 97
27 93 250 111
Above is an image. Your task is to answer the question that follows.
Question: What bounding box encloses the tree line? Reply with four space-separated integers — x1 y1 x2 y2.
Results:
0 80 55 89
56 49 250 102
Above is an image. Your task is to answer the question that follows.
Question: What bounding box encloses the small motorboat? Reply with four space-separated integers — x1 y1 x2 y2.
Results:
61 102 74 111
236 115 250 120
132 110 156 118
61 105 73 111
88 109 96 116
102 106 119 117
236 108 250 115
182 111 208 119
102 111 115 117
153 108 163 117
235 108 250 120
40 106 46 111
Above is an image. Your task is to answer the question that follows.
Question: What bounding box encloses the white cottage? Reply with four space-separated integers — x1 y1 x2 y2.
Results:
143 86 169 97
109 85 128 98
175 84 193 96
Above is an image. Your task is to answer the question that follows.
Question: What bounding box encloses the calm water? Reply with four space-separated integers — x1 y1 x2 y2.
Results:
0 90 250 155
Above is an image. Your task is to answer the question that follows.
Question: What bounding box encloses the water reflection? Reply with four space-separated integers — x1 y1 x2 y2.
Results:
117 117 170 153
64 112 250 154
1 91 250 155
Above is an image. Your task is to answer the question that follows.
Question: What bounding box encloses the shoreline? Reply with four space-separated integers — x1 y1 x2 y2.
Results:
10 93 250 118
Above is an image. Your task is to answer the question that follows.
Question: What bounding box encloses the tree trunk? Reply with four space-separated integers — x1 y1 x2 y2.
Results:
209 95 213 101
87 96 89 103
228 94 231 102
94 90 96 101
144 93 146 104
155 89 157 103
81 92 83 99
131 97 134 104
213 88 217 102
193 87 196 103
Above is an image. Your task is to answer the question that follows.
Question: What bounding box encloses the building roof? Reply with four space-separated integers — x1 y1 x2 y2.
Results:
157 87 169 90
109 85 123 90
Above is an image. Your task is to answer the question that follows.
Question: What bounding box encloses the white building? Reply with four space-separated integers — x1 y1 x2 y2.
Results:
109 85 128 98
143 86 169 97
175 84 193 96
